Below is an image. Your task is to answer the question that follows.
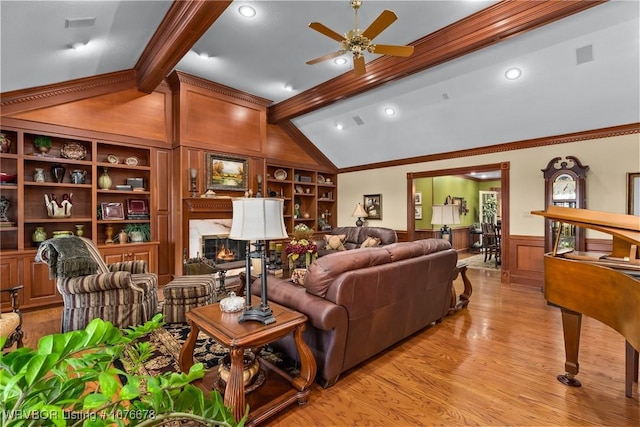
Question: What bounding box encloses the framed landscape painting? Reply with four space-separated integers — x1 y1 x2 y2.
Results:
205 153 248 191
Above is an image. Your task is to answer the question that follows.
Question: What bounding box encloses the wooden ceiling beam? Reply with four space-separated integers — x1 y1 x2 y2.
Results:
135 0 232 93
268 0 606 124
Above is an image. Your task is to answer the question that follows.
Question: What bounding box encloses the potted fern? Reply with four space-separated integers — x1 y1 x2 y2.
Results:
0 314 246 427
34 135 52 154
124 223 151 243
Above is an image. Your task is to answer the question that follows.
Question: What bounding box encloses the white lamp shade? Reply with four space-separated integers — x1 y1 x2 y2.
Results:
229 198 288 240
352 203 368 217
430 205 461 225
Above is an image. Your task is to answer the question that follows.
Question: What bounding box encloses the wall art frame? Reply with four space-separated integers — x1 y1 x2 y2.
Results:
627 172 640 216
415 205 423 220
205 153 248 191
414 192 422 205
363 194 382 220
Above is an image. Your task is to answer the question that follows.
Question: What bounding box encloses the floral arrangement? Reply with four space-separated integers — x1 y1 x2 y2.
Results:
286 224 318 268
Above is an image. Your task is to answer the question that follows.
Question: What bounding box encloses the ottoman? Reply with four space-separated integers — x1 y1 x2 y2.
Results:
162 275 217 323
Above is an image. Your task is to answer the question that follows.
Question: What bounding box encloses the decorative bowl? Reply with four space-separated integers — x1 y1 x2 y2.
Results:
106 154 119 164
274 169 287 181
219 292 245 313
61 142 87 160
218 352 260 386
0 173 17 183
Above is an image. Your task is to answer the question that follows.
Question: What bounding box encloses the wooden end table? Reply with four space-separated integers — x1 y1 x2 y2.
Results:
449 261 473 314
179 297 317 425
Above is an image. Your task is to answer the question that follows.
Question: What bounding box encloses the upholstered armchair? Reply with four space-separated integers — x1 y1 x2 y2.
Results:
0 285 24 350
36 236 158 332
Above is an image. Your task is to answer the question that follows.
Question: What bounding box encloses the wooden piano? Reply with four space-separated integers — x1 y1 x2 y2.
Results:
531 205 640 398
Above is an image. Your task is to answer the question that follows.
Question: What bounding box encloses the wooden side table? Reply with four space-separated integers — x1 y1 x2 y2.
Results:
179 298 317 425
450 261 473 314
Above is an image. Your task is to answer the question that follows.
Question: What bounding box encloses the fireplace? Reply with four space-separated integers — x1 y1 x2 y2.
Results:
202 235 247 263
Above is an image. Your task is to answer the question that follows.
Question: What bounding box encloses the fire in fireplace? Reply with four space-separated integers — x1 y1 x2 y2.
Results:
202 235 247 263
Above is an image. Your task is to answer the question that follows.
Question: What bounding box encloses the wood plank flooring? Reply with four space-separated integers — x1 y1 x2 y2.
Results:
17 267 639 426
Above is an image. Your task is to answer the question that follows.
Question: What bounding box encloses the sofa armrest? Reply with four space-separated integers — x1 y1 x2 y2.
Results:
108 260 148 274
252 276 347 332
58 271 140 295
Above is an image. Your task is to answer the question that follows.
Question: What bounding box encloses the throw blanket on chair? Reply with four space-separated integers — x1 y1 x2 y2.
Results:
36 237 99 279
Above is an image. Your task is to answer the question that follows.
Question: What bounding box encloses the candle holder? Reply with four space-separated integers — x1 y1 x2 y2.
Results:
189 168 198 198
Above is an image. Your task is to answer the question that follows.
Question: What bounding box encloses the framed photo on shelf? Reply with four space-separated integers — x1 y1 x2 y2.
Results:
414 192 422 205
205 153 248 191
627 172 640 215
127 198 149 219
101 202 124 220
363 194 382 220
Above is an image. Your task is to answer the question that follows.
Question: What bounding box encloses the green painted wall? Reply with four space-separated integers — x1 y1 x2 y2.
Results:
415 176 501 229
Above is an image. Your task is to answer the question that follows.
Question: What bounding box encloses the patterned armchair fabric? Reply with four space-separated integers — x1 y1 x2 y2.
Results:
1 286 24 350
37 237 158 332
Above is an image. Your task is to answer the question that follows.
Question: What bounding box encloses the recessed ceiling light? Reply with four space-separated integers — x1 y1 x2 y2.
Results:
198 51 211 59
384 107 395 116
505 67 522 80
238 5 256 18
284 84 293 92
71 42 87 51
336 124 344 130
334 57 347 65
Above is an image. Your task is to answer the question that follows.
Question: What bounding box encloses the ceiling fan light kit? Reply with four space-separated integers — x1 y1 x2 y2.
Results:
307 0 414 75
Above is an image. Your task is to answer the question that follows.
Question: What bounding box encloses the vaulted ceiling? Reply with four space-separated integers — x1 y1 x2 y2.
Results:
1 1 638 170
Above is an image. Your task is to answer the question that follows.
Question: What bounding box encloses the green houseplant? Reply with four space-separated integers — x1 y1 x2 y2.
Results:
34 135 52 153
0 314 246 427
123 223 151 243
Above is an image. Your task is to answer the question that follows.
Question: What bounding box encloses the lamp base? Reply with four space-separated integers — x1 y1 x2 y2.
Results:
355 217 363 227
239 305 276 325
440 225 451 241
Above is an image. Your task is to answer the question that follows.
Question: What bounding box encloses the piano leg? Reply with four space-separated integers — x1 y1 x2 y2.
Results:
558 308 582 388
625 341 639 398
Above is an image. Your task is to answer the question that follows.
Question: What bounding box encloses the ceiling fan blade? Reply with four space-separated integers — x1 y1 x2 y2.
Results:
361 10 397 40
306 50 346 65
353 55 366 75
370 44 414 57
309 22 345 42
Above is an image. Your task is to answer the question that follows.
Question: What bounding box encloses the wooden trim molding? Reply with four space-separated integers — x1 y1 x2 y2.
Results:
135 1 232 93
340 123 640 173
268 0 605 123
167 71 272 108
0 70 136 117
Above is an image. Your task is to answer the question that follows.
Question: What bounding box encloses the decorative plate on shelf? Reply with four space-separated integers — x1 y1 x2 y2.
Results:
61 142 87 160
317 174 325 184
107 154 119 164
125 156 139 166
274 169 287 181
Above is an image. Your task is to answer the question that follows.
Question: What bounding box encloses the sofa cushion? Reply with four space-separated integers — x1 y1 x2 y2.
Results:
324 234 346 251
304 247 393 298
360 236 381 248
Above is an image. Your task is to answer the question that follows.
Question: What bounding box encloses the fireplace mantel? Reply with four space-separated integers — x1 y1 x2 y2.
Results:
183 197 233 214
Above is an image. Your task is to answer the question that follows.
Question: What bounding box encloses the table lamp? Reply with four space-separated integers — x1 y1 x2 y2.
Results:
229 197 288 324
430 205 460 241
352 203 368 227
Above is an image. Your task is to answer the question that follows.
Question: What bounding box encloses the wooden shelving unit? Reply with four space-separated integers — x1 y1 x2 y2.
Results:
265 164 336 233
0 126 158 310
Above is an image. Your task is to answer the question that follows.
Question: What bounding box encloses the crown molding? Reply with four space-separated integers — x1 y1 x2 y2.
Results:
0 70 136 117
339 123 640 173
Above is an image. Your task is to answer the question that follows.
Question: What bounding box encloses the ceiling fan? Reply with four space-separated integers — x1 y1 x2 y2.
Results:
306 0 414 75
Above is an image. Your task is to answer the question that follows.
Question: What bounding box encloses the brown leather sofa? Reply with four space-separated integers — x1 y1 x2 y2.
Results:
253 238 457 387
315 226 398 256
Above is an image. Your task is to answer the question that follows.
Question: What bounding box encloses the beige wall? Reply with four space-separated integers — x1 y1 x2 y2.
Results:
337 133 639 237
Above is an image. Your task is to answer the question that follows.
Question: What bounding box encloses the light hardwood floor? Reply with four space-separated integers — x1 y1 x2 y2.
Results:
17 267 639 426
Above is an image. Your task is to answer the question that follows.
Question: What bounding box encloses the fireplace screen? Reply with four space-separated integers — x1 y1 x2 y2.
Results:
202 235 247 262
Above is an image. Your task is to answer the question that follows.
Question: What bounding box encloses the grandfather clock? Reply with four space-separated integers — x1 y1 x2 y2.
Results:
542 156 589 252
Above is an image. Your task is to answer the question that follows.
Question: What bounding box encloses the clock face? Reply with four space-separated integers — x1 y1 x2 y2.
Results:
552 174 576 200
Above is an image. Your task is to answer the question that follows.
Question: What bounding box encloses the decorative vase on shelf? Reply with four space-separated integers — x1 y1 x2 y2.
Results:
118 231 128 244
0 133 11 153
0 196 10 223
32 227 47 246
33 168 45 183
105 225 114 244
98 168 112 190
51 163 66 183
75 225 84 237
